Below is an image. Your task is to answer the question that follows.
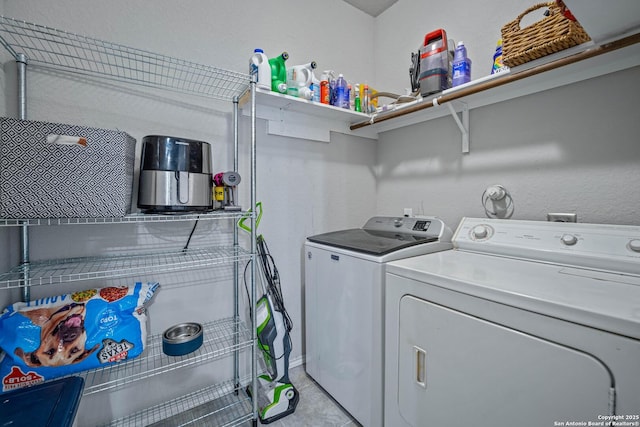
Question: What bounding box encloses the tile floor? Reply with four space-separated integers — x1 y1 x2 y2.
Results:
258 364 361 427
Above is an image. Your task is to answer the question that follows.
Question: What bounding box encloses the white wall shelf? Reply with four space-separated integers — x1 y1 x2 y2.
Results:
243 88 377 142
356 37 640 137
243 31 639 149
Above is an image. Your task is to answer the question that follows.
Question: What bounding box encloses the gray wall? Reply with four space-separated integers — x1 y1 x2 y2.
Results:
373 0 640 227
374 66 640 226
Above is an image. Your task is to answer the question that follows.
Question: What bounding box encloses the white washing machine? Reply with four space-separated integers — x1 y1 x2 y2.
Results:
385 217 640 427
305 216 453 427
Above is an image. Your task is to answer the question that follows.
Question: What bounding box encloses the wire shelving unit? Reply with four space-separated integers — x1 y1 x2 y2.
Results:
0 15 258 427
0 16 250 101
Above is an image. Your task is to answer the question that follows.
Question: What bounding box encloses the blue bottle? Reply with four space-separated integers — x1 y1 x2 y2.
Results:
452 41 472 87
335 74 348 109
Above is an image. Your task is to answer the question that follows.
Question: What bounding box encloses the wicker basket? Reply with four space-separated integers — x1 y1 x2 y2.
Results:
501 1 591 67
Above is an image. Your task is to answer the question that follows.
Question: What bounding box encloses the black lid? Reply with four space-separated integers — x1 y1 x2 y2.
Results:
140 135 211 173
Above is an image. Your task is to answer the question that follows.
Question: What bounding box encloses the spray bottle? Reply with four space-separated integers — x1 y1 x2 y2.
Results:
491 39 505 74
452 41 471 87
250 49 271 90
286 61 317 99
320 70 333 105
269 52 289 93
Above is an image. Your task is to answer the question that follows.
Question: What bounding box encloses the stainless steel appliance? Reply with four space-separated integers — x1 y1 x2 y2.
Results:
137 135 212 213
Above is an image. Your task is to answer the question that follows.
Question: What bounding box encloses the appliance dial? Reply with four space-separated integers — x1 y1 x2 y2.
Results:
471 225 490 240
628 239 640 253
560 234 578 246
394 218 403 228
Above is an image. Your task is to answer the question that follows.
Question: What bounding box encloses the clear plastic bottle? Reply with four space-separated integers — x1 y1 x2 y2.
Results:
335 74 348 109
452 41 472 87
362 84 369 113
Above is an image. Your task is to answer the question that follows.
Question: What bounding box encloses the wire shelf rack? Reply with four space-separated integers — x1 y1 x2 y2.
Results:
0 246 252 289
0 15 258 426
107 379 254 427
0 16 250 102
80 317 252 396
0 211 250 227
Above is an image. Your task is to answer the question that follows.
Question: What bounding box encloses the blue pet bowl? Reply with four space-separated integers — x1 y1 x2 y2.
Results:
162 322 203 356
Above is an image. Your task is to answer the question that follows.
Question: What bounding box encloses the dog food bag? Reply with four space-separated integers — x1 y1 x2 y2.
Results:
0 282 159 392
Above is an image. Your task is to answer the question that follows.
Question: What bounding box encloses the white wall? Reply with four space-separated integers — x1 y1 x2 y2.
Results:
0 1 376 423
373 1 640 227
374 66 640 227
1 0 639 423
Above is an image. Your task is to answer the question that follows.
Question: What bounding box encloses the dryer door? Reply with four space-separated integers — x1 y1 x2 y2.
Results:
397 295 613 427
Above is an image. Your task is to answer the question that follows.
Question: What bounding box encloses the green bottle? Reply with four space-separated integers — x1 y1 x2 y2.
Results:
269 52 289 93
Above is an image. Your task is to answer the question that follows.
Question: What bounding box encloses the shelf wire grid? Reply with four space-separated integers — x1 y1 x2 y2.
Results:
0 15 258 426
107 379 254 427
0 16 250 101
80 317 252 396
0 246 252 289
0 211 250 227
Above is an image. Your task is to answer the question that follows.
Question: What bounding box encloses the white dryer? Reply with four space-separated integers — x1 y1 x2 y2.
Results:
385 217 640 427
305 216 453 427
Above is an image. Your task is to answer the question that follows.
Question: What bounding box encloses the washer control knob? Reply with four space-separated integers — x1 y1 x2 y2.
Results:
628 239 640 252
472 225 489 239
394 218 403 228
561 234 578 246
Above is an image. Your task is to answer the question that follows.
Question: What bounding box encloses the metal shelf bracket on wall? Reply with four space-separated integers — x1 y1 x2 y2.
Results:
443 100 470 154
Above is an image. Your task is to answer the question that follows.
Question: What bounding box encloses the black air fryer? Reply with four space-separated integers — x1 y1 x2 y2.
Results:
137 135 212 213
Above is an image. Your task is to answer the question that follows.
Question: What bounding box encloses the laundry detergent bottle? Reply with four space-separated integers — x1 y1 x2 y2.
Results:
287 61 317 99
269 51 289 93
250 48 271 90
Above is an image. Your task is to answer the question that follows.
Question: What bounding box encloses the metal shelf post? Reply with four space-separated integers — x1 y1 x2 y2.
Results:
16 52 30 302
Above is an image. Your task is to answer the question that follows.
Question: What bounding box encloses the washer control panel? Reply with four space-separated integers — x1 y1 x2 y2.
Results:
454 217 640 275
363 216 451 239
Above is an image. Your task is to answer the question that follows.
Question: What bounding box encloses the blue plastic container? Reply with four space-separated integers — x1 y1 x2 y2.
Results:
0 376 84 426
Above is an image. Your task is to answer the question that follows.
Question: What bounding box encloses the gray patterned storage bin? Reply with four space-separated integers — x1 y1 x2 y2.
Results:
0 117 136 218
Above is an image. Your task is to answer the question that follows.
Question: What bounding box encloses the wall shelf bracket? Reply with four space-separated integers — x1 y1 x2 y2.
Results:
445 101 470 153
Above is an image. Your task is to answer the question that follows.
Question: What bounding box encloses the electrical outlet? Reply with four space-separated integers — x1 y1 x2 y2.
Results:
547 213 577 223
